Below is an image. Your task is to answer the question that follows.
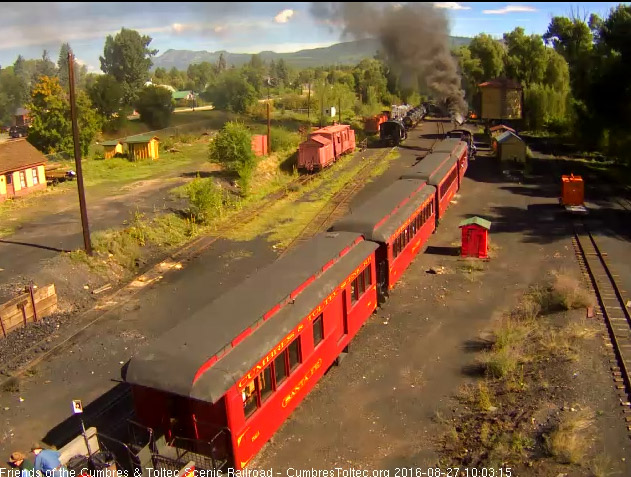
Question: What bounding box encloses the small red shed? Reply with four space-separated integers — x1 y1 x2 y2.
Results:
251 134 268 157
459 216 491 259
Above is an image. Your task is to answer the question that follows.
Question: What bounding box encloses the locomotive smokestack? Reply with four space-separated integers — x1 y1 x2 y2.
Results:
310 2 467 116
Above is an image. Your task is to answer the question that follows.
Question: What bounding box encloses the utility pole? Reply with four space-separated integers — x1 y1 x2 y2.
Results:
68 52 92 255
307 83 311 123
266 78 272 153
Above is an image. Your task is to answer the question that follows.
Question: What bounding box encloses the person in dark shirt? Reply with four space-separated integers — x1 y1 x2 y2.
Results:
8 451 34 477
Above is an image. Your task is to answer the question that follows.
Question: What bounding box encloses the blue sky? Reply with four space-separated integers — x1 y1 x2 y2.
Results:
0 2 624 73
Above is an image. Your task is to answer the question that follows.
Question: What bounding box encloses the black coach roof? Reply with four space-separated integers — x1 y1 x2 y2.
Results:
432 138 463 154
330 179 435 242
190 240 378 402
399 152 453 181
125 231 372 398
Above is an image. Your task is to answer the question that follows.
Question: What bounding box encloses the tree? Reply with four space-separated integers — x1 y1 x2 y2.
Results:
276 59 289 87
468 34 505 81
0 68 28 125
27 76 100 155
209 121 256 192
100 28 158 105
453 46 483 104
187 62 215 92
203 70 256 113
57 43 72 89
88 74 123 118
135 85 174 129
34 50 57 80
216 53 227 74
503 27 547 86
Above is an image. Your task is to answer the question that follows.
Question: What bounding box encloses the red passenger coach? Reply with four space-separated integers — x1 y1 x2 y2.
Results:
330 179 436 295
433 139 468 183
124 232 379 470
400 154 459 222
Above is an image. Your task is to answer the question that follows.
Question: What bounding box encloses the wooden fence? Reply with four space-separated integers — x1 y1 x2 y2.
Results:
0 284 57 338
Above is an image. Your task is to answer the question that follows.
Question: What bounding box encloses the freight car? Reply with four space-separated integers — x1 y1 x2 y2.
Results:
363 112 389 135
121 137 466 473
297 124 356 171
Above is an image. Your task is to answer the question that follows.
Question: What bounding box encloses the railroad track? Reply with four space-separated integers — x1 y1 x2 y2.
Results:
277 147 395 258
278 118 448 258
572 220 631 436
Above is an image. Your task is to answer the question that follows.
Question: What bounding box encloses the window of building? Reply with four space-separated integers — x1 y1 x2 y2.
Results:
313 314 324 347
6 174 12 184
274 353 288 386
31 168 39 185
19 171 26 188
288 339 301 370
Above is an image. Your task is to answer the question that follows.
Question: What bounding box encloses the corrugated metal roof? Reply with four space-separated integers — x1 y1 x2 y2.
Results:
496 131 522 144
459 216 491 229
0 139 47 175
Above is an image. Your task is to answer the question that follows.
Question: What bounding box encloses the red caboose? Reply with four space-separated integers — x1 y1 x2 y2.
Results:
297 124 355 171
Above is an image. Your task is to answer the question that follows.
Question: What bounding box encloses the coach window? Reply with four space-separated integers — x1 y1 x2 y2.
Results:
242 381 257 418
363 267 372 289
260 366 273 402
351 278 357 304
288 339 301 370
358 269 366 295
313 314 324 347
274 353 288 387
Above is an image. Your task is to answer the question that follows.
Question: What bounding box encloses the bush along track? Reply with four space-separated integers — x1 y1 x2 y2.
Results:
436 269 629 476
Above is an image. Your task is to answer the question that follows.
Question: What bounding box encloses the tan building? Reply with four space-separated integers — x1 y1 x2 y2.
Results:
101 139 124 159
126 135 160 160
0 139 47 201
496 131 526 163
479 78 522 120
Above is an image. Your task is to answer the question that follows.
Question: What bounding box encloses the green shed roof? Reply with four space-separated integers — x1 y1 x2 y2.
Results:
459 216 492 230
172 90 193 99
125 135 158 144
101 140 121 146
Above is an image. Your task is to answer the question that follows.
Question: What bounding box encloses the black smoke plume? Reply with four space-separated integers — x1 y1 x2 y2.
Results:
310 2 467 115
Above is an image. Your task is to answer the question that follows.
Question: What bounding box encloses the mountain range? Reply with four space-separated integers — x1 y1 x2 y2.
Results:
152 37 471 71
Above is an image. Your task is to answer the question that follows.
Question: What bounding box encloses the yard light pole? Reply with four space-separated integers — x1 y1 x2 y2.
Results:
68 51 92 255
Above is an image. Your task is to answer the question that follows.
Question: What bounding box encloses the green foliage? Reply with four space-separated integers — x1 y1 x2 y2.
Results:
134 85 175 129
209 121 256 192
27 76 101 156
469 34 506 80
204 70 257 113
88 74 123 118
503 27 547 87
186 177 224 223
0 67 28 125
186 62 216 91
270 127 301 151
100 28 158 105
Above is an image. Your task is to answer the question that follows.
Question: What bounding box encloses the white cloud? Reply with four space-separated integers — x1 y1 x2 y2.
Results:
274 9 294 24
434 2 471 10
482 5 537 14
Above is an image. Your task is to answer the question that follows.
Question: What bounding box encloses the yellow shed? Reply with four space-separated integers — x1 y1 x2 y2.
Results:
101 139 124 159
496 131 527 163
126 135 160 160
479 78 522 120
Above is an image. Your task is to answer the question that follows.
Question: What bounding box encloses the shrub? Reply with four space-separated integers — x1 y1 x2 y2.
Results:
135 85 175 129
186 177 224 223
270 127 300 151
544 410 594 464
209 121 256 193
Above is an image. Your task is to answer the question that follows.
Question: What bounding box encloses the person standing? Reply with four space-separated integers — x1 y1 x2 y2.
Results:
8 451 34 477
31 443 67 477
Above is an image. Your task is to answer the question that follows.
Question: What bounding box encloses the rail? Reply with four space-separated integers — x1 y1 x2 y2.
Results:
572 220 631 440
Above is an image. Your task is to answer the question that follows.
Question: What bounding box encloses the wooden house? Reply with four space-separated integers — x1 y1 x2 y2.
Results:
126 135 160 160
101 139 124 159
172 90 196 107
496 131 526 163
0 139 47 201
479 78 522 120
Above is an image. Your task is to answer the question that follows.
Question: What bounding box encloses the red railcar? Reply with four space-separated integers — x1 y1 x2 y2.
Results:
363 113 389 135
125 232 378 470
330 179 436 295
297 124 355 171
432 139 468 184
